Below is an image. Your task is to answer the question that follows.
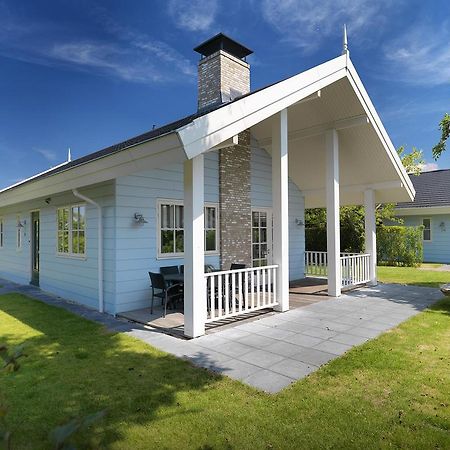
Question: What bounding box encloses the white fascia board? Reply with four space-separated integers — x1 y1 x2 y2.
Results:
395 206 450 216
0 132 184 208
345 59 415 202
177 55 348 159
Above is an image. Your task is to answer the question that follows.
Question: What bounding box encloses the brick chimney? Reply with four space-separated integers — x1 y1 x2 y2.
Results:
194 33 252 111
194 34 254 269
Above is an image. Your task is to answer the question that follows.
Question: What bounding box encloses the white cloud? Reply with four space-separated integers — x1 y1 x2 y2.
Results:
384 23 450 86
167 0 218 31
34 148 57 162
0 5 196 84
260 0 396 52
420 162 439 172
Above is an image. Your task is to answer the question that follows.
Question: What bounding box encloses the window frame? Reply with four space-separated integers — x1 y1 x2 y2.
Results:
56 203 87 258
156 199 220 259
422 217 432 242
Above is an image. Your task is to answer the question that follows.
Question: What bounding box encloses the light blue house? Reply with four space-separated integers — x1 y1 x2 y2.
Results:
395 169 450 264
0 34 414 337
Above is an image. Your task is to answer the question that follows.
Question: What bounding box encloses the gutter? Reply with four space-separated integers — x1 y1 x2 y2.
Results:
72 189 104 313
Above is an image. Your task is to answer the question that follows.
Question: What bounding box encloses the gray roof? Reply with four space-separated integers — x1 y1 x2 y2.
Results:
397 169 450 209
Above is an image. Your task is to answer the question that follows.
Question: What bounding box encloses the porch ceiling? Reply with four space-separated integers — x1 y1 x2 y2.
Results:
251 78 410 208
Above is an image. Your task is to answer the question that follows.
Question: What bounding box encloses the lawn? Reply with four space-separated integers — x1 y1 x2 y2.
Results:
378 264 450 288
1 293 449 449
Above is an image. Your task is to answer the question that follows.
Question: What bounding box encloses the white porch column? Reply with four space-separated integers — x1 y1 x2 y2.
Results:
364 188 377 286
326 129 341 297
272 109 289 312
184 154 206 338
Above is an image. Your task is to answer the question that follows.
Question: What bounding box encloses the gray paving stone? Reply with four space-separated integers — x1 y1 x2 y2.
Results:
320 321 354 332
265 340 306 357
275 320 313 333
330 333 369 346
212 328 251 341
243 369 294 393
346 326 382 339
238 349 286 368
214 341 254 358
313 340 352 356
215 359 261 380
269 358 317 379
290 348 336 366
282 333 323 347
302 327 337 340
236 333 278 349
235 322 270 333
254 326 296 341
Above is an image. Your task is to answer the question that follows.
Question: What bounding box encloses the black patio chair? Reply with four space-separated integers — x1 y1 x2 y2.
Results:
149 271 183 317
160 265 179 276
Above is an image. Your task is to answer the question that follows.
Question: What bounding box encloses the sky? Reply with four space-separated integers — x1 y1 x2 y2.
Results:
0 0 449 189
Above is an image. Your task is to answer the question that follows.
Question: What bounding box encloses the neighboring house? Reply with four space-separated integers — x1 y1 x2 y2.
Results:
0 33 414 337
395 169 450 263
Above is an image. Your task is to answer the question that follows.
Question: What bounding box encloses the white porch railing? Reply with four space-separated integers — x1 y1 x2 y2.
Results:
340 253 371 288
204 265 279 323
305 250 371 288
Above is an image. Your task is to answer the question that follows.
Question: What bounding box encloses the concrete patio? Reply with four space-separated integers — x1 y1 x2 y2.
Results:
0 278 443 393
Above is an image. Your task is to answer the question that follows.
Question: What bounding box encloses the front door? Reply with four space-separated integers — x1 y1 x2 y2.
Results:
251 209 272 267
31 211 40 286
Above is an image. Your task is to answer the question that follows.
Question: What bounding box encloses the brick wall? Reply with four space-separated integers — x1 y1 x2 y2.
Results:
198 50 250 111
219 130 252 269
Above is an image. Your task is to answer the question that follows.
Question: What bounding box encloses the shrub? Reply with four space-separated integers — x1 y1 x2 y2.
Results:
377 225 423 267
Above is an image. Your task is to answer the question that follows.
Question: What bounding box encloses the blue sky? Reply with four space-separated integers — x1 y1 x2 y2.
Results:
0 0 449 189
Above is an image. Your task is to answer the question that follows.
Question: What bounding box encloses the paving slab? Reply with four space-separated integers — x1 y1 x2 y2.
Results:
0 278 443 394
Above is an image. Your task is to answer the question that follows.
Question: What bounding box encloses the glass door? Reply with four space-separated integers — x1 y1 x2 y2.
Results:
252 209 272 267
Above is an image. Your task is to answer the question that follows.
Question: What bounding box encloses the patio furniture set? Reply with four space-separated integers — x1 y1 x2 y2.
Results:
149 263 247 317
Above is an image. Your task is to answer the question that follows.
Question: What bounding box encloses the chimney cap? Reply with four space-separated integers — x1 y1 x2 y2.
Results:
194 33 253 60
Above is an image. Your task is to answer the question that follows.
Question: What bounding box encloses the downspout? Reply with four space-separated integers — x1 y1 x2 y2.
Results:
72 189 104 313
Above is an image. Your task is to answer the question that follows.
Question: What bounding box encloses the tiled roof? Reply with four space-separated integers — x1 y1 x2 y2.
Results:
397 169 450 208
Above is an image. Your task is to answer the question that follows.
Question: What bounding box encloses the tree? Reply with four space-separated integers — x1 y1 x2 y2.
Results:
432 113 450 160
397 145 424 175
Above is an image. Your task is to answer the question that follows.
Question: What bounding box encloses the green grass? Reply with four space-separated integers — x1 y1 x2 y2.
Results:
378 265 450 288
1 293 449 449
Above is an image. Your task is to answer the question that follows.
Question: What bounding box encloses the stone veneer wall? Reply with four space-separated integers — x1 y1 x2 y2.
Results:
198 50 250 111
218 130 252 270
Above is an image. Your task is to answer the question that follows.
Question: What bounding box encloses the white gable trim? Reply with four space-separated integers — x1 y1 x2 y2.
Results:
177 55 348 159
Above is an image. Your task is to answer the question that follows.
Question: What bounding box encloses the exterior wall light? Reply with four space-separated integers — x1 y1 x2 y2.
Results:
134 213 148 224
17 220 26 228
439 221 446 232
295 218 304 227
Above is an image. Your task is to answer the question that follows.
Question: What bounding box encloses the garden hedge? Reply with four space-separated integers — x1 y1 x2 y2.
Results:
376 225 423 267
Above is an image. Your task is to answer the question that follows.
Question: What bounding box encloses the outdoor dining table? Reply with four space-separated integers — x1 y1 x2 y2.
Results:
162 268 221 284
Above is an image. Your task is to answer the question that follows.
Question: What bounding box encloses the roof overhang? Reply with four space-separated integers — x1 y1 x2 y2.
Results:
177 54 415 208
395 206 450 216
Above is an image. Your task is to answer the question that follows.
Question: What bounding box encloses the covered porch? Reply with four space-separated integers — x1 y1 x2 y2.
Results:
175 63 413 338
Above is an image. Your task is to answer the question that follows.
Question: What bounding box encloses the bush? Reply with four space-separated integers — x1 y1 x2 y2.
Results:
377 225 423 267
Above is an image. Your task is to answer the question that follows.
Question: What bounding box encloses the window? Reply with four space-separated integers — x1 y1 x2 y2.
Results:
57 205 86 256
0 218 3 248
158 200 219 257
16 216 22 249
422 218 431 241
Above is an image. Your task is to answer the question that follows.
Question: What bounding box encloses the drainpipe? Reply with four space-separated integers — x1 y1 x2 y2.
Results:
72 189 104 313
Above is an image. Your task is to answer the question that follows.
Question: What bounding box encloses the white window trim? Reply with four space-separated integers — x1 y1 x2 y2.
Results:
422 217 432 242
156 198 220 259
56 203 87 258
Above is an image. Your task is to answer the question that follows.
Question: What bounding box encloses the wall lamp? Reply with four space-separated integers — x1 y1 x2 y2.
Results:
295 218 304 227
17 220 26 228
134 213 148 224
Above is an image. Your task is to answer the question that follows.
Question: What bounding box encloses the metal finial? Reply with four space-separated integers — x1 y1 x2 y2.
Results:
342 24 349 55
67 147 72 162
